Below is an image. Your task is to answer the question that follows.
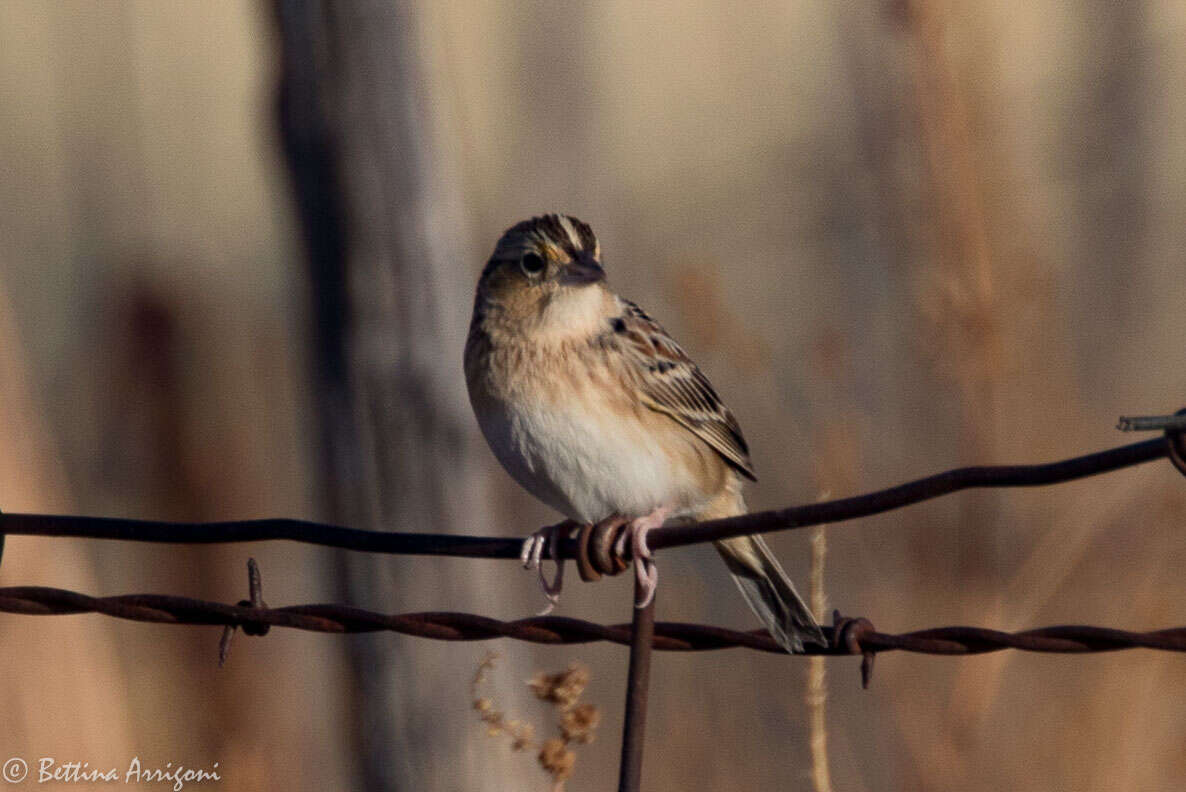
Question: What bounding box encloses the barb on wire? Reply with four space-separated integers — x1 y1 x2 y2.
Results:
218 558 269 666
1117 412 1186 432
1119 408 1186 477
0 431 1180 563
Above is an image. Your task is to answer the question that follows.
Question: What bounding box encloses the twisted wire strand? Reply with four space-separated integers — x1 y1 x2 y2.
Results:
4 585 1185 655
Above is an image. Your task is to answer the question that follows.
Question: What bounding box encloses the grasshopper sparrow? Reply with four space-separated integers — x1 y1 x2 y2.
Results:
464 214 825 652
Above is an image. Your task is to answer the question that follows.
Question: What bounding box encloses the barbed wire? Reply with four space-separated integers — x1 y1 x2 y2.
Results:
1 421 1181 673
4 583 1185 656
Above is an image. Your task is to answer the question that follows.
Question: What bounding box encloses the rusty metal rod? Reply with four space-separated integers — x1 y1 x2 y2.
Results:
619 580 656 792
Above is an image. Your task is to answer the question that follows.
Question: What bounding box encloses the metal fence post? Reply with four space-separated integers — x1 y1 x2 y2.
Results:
619 579 656 792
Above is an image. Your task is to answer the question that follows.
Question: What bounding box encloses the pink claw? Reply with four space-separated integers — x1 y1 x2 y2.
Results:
520 521 574 615
615 507 669 609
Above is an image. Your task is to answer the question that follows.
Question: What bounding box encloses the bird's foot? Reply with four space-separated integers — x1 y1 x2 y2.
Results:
520 520 578 615
612 506 670 609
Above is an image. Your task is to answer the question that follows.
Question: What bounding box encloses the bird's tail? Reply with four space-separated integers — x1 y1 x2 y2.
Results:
706 488 826 653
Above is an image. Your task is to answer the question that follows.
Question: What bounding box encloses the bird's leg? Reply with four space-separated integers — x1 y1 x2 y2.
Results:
520 519 578 615
613 506 671 609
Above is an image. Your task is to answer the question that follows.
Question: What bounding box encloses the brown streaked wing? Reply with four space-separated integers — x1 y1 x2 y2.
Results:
609 300 756 480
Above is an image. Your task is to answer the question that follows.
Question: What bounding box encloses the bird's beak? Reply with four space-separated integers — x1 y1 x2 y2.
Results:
560 255 605 285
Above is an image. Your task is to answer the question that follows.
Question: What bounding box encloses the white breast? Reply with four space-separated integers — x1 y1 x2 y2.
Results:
475 386 693 524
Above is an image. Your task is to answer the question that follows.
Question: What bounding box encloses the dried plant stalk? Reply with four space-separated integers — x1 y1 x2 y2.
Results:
808 523 833 792
472 654 600 791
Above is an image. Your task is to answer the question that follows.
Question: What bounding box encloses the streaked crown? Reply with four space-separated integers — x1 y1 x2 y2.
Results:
483 214 600 278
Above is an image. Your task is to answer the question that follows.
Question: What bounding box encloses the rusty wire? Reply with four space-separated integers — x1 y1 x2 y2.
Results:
3 583 1186 658
0 434 1177 565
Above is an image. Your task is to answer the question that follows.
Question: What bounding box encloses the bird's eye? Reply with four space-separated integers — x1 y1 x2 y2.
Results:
520 252 545 276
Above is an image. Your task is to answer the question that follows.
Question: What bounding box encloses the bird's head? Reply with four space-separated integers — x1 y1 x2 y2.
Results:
474 214 608 336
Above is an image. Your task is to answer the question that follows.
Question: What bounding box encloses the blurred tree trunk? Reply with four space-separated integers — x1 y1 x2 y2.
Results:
273 2 493 789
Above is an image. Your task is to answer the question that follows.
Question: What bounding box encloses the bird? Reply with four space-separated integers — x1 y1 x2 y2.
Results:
464 214 826 652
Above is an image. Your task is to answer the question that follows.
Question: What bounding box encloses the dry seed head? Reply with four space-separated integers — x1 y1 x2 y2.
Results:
471 653 535 753
528 662 589 711
560 703 601 744
538 737 576 784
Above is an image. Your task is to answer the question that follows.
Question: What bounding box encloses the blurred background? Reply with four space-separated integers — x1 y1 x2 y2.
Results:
1 1 1185 790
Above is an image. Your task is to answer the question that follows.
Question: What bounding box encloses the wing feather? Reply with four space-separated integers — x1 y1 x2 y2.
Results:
604 299 756 480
